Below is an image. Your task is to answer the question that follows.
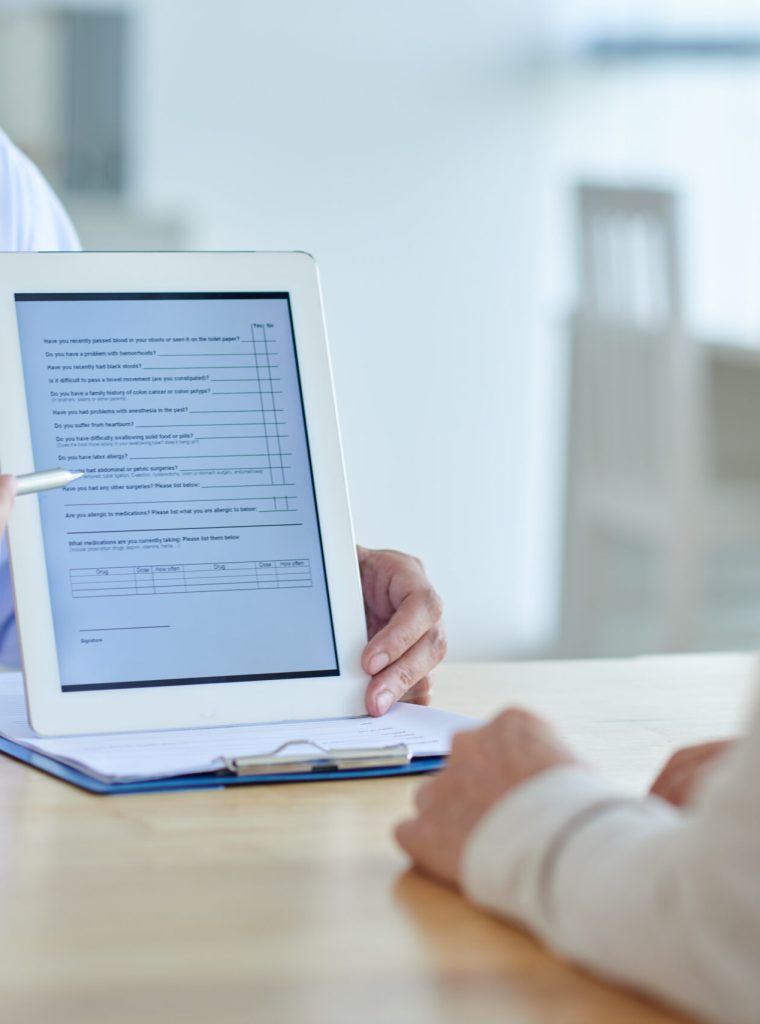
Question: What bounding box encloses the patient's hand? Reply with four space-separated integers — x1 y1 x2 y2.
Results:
358 546 447 716
0 475 16 536
649 740 734 807
395 709 581 886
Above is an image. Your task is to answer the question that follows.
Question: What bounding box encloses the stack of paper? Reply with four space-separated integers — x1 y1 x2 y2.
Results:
0 673 474 785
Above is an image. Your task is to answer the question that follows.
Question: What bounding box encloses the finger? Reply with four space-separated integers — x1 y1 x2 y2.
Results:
366 626 447 716
649 771 669 800
362 587 443 677
657 757 722 807
394 817 439 871
651 753 706 804
0 476 17 529
401 676 432 706
394 818 459 886
649 742 733 801
652 764 694 806
414 778 438 812
650 769 677 803
394 818 421 860
650 754 685 799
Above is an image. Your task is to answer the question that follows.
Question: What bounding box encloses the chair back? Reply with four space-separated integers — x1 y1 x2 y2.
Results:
572 183 697 493
577 183 681 331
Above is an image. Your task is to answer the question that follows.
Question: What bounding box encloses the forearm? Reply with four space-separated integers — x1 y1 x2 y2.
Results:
462 765 760 1024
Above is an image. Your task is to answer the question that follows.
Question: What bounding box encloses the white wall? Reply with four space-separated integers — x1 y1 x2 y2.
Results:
124 1 760 661
12 0 759 658
536 63 760 342
16 0 759 659
121 0 559 659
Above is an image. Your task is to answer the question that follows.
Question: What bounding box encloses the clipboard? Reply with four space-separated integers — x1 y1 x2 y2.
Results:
0 734 446 796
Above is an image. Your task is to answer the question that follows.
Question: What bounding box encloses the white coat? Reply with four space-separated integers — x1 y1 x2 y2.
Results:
0 128 79 665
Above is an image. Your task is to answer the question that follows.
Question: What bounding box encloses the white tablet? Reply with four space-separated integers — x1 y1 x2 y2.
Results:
0 252 368 735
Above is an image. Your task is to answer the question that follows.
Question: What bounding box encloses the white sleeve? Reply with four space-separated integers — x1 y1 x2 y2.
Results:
0 129 80 252
0 129 80 666
461 697 760 1024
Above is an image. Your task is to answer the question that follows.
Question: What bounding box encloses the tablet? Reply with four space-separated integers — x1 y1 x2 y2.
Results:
0 252 368 735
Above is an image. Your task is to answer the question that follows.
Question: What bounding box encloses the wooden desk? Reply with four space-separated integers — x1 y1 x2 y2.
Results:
0 653 755 1024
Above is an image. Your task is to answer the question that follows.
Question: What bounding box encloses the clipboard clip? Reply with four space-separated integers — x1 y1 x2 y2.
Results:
223 739 412 776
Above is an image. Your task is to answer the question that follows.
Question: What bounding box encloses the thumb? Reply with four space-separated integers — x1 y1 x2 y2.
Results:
0 475 17 530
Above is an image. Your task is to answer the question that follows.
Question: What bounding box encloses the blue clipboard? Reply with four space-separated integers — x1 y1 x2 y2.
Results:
0 734 445 796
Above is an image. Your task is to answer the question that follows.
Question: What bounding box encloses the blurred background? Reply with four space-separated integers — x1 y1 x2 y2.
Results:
4 0 760 661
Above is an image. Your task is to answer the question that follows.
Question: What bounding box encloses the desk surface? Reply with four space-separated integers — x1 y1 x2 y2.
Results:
0 653 755 1024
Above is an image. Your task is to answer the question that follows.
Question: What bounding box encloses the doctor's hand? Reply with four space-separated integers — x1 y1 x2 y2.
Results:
395 709 581 887
358 546 447 716
0 475 16 536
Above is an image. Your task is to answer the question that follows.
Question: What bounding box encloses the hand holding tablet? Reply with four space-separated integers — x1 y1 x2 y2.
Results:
359 546 446 715
0 475 15 536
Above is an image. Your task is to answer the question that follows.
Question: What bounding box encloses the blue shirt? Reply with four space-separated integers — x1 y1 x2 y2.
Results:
0 128 80 666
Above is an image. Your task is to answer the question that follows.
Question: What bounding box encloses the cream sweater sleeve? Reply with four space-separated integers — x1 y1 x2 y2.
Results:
461 697 760 1024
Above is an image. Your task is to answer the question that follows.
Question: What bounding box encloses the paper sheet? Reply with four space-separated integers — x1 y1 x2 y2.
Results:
0 673 476 784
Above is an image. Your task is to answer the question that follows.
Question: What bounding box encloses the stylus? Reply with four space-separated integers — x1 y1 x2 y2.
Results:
15 469 85 496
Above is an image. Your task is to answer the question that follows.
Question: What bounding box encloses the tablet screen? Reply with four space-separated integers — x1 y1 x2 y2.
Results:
14 292 339 691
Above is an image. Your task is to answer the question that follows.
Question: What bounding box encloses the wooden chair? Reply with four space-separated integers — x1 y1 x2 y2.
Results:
559 184 707 655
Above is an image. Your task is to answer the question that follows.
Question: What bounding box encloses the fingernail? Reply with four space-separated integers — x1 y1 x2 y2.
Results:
375 689 394 715
368 652 390 675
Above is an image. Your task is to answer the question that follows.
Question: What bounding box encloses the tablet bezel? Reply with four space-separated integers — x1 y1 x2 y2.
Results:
0 251 368 735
